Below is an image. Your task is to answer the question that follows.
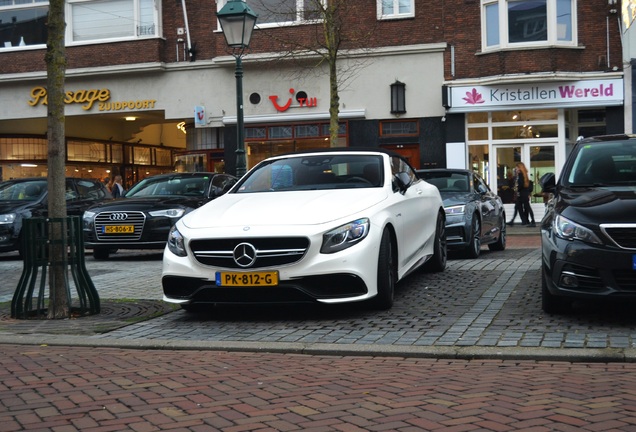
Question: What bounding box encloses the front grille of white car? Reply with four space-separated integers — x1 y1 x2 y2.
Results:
190 237 310 269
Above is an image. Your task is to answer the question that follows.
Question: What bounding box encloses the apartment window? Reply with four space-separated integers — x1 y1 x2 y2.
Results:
482 0 575 51
377 0 414 20
0 0 48 49
218 0 325 27
67 0 159 43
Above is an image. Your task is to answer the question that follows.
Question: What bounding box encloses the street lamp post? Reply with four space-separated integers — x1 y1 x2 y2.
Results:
217 0 258 178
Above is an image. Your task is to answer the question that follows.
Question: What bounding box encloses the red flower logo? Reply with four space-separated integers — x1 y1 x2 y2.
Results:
462 88 485 105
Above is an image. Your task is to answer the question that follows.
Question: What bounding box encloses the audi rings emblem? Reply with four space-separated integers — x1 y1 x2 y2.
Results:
109 212 129 221
233 242 257 268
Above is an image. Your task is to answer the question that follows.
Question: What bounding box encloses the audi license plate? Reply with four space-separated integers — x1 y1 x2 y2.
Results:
215 271 279 287
103 225 134 234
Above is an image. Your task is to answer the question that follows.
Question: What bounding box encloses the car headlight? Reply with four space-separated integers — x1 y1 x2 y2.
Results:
554 214 602 244
444 205 465 215
83 210 96 229
320 218 370 254
149 208 186 218
0 213 16 224
167 225 187 257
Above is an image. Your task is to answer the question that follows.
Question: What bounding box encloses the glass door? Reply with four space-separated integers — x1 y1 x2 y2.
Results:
528 144 555 204
493 146 521 205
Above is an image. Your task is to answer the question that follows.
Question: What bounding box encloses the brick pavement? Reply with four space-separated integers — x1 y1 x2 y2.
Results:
1 344 636 431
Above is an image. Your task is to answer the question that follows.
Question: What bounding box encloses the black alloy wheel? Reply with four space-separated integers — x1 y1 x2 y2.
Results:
371 228 396 310
424 211 447 273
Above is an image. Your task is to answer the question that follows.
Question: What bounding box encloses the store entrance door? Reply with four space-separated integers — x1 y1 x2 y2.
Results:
493 145 521 205
379 144 420 169
493 143 555 223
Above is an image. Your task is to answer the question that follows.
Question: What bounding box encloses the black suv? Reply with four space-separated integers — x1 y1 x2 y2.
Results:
0 177 112 255
82 172 236 259
541 135 636 313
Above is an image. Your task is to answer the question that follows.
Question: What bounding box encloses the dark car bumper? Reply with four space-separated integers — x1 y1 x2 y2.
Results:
445 220 470 249
162 274 368 305
541 230 636 298
0 226 19 253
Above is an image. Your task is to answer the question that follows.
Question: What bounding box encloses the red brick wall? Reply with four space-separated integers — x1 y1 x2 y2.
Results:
0 0 622 80
442 0 623 80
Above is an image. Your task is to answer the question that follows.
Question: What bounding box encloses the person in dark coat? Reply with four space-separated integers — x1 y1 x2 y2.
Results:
111 175 124 198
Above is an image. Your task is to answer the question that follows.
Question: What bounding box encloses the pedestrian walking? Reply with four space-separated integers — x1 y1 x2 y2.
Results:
515 162 535 227
110 175 125 198
507 166 530 226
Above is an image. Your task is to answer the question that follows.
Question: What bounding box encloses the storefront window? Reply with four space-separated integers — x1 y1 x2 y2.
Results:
0 136 171 181
295 124 320 137
269 126 293 139
469 109 559 141
467 127 488 140
468 144 490 182
467 112 489 123
491 109 557 122
245 121 347 169
0 136 47 159
133 147 151 165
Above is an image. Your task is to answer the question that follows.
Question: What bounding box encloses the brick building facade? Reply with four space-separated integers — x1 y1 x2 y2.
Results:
0 0 626 213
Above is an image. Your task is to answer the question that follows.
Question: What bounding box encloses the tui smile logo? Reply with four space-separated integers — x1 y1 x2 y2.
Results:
269 88 318 112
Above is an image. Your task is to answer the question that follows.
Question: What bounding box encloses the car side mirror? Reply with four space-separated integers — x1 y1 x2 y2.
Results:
540 173 556 193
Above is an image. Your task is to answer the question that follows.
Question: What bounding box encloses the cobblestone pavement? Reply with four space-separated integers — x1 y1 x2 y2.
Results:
1 228 636 358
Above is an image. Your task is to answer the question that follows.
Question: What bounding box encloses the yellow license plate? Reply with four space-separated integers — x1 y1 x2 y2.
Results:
215 271 279 287
103 225 134 233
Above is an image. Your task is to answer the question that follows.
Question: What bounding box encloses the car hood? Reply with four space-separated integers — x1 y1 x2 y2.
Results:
439 191 474 207
0 200 38 214
556 186 636 224
182 189 388 229
87 196 205 212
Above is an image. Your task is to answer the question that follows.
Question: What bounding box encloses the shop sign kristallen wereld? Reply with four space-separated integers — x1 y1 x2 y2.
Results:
27 87 157 111
446 78 624 112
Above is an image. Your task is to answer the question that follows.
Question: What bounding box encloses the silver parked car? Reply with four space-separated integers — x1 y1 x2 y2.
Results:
417 168 506 258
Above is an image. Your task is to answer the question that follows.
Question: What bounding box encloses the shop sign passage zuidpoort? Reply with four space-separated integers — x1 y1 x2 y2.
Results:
28 86 156 112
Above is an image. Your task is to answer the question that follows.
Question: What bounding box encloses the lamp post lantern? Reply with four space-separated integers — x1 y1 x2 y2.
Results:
217 0 257 177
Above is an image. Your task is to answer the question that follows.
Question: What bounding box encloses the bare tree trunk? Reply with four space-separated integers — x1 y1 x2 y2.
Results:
328 59 340 147
46 0 69 319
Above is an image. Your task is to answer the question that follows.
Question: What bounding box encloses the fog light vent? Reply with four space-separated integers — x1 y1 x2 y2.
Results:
560 273 579 288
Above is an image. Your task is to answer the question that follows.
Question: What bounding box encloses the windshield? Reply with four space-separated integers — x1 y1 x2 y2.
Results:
566 140 636 186
125 175 211 197
234 154 384 193
0 180 47 201
419 172 470 192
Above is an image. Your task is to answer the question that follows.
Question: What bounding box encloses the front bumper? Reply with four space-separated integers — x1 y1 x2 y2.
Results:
162 228 381 306
162 273 368 305
445 218 470 249
542 230 636 298
0 225 19 253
